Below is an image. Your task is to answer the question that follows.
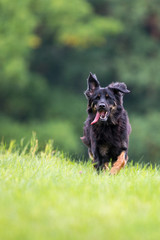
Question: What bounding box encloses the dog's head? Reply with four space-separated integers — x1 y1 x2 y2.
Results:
85 72 130 125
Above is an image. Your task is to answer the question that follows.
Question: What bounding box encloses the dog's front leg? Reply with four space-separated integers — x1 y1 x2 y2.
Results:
90 147 101 171
110 151 127 175
92 152 101 171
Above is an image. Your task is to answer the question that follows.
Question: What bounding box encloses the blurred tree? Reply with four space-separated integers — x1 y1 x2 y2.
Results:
0 0 36 87
33 0 123 47
0 0 123 119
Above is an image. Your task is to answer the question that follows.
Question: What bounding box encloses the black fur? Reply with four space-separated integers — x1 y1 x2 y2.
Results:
81 73 131 171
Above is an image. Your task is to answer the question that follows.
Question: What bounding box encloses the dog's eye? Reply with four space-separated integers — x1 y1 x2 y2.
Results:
105 94 109 99
95 95 100 100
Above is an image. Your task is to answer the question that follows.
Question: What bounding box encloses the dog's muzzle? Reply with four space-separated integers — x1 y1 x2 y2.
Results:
91 110 110 125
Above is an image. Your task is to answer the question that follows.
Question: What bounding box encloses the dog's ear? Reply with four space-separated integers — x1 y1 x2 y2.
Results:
108 82 130 94
85 72 100 98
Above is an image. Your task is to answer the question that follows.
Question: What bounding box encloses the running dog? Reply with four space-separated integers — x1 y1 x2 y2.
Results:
81 73 131 175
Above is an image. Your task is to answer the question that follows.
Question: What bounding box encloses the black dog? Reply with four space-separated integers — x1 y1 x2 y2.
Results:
81 73 131 175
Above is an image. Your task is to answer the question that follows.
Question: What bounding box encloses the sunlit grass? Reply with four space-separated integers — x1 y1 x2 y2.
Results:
0 139 160 240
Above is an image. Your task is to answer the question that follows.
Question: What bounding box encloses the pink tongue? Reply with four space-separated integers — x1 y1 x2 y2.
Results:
91 112 100 125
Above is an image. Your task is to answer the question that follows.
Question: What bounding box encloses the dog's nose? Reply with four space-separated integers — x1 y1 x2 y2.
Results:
99 103 105 109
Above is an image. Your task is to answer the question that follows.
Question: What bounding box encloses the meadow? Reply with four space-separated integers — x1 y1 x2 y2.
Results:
0 139 160 240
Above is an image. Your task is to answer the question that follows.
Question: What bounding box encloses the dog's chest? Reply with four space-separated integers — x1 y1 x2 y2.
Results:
99 145 109 156
94 124 117 143
93 124 120 152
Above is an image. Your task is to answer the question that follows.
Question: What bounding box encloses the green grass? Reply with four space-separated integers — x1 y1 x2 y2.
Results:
0 140 160 240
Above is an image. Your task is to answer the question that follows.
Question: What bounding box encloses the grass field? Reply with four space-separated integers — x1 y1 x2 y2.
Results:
0 139 160 240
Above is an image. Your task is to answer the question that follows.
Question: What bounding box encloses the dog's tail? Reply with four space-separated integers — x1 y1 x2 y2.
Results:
80 136 90 147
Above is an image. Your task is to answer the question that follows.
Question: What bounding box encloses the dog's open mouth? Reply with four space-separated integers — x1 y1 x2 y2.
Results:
91 110 109 125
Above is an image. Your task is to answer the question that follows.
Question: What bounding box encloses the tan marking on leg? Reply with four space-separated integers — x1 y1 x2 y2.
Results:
104 162 109 171
110 151 126 175
89 151 94 160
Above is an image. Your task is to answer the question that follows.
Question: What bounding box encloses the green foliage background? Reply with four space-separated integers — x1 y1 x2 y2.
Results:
0 0 160 163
